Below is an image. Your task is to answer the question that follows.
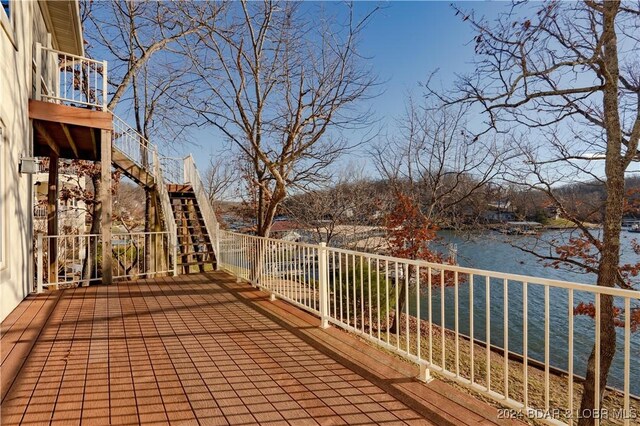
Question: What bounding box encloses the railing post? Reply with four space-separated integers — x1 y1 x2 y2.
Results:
419 363 434 383
102 60 108 110
172 238 178 276
37 233 43 293
318 242 330 329
214 222 220 271
35 42 42 101
183 156 191 184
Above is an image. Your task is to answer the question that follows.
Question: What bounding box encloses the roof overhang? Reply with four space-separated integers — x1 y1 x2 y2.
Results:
39 0 84 56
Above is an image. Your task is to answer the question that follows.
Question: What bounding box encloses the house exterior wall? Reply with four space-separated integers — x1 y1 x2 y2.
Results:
0 1 58 322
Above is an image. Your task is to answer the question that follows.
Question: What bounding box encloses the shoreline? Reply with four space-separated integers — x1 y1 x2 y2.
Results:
343 311 639 426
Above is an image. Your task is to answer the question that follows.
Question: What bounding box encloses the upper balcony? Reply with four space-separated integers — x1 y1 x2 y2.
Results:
30 44 112 162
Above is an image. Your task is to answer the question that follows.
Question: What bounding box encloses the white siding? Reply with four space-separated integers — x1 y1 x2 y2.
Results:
0 1 50 322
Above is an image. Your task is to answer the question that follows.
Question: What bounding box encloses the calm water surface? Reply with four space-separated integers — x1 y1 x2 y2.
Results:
418 229 640 394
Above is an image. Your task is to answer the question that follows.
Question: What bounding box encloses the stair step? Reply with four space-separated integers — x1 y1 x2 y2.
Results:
169 196 197 202
167 184 193 193
171 206 202 212
172 213 204 219
178 251 214 256
173 220 206 225
171 209 203 215
178 261 215 267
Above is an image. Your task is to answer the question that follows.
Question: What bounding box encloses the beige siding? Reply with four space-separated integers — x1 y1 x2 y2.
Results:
0 1 52 322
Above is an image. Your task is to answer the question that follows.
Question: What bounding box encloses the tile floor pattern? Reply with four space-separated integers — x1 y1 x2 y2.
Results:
1 273 433 425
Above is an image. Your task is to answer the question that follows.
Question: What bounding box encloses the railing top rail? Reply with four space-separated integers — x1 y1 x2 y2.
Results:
40 233 101 238
40 231 169 238
112 231 169 236
111 113 155 151
40 45 105 64
219 229 640 299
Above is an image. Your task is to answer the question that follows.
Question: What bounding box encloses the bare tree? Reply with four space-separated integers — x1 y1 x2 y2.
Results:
204 156 238 209
282 166 384 247
373 99 507 228
428 2 640 422
81 0 219 274
181 1 379 237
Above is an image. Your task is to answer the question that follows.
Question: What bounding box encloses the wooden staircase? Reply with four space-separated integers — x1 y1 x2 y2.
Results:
167 184 217 274
111 147 155 188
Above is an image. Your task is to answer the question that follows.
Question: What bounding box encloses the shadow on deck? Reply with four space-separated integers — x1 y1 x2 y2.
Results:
0 272 520 425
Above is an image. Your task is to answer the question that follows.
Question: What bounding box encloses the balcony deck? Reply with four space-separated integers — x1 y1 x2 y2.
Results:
0 272 519 425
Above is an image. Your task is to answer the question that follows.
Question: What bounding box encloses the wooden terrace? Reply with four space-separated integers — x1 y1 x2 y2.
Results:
0 271 520 425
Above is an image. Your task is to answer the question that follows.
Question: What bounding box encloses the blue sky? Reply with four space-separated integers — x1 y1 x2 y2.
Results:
177 1 512 174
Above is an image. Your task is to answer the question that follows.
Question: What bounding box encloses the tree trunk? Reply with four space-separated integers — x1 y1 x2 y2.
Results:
578 3 622 424
47 153 59 287
82 172 102 283
389 279 406 335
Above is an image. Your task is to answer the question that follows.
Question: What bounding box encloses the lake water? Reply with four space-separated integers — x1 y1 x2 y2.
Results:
420 229 640 395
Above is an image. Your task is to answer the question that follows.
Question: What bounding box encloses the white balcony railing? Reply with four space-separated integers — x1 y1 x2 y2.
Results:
33 204 84 219
33 205 47 218
217 230 640 426
37 161 82 175
35 231 175 290
34 43 107 110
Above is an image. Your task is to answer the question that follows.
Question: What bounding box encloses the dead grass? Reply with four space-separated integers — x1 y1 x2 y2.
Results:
342 312 638 426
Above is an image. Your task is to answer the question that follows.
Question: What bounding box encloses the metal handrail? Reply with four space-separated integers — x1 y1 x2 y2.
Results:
217 229 640 426
154 150 178 275
184 155 219 261
112 114 155 173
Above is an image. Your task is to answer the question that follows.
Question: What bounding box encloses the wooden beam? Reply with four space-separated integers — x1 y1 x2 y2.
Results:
47 152 59 290
101 129 113 285
34 121 60 157
59 123 79 158
29 100 113 130
90 128 98 160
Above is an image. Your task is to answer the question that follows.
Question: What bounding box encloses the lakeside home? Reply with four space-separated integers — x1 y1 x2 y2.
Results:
1 2 638 426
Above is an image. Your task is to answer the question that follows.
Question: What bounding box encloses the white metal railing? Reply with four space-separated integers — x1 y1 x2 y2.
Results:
35 231 175 290
35 43 107 110
37 161 81 175
33 204 83 218
184 155 219 259
112 115 155 171
153 150 178 275
112 232 173 279
160 157 185 184
33 205 47 218
218 230 640 426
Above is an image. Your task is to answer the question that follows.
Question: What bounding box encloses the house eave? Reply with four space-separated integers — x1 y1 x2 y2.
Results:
38 0 84 56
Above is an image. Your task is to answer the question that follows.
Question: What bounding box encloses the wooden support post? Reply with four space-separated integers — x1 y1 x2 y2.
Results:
47 152 59 289
101 129 113 285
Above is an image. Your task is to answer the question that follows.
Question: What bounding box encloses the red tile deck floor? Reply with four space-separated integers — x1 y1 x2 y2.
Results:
1 272 520 425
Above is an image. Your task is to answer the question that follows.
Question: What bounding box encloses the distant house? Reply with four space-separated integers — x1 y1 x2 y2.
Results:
483 199 516 223
269 220 307 241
